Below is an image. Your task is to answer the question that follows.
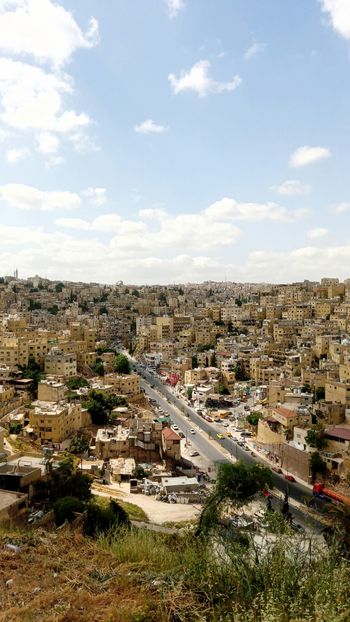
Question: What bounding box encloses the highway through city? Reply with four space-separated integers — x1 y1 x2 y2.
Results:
133 363 318 503
136 366 326 532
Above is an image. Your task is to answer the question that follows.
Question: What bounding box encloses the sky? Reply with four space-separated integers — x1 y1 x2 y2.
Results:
0 0 350 285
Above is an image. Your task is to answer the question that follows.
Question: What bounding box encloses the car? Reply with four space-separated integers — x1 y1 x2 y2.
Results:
217 433 224 439
190 429 196 434
284 474 296 482
189 451 200 457
226 432 232 438
172 425 179 430
272 466 283 474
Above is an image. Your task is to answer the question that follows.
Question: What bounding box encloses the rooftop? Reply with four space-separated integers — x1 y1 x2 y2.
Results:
325 426 350 441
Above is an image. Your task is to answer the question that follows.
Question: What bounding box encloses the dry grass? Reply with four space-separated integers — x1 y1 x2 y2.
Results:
0 528 163 622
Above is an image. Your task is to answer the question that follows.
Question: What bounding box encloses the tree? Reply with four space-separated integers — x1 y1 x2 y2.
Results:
55 282 64 293
84 499 129 538
132 465 149 479
54 496 84 526
86 390 124 425
218 383 229 395
131 289 140 297
9 421 22 435
227 320 233 333
191 355 198 369
246 412 261 427
18 355 44 394
211 352 217 367
306 427 327 450
29 299 42 311
48 304 59 315
66 376 89 390
87 390 110 425
114 353 130 374
196 462 272 536
301 383 311 393
315 387 325 401
309 451 327 481
187 386 193 400
33 457 92 505
99 306 108 315
69 435 90 455
93 360 105 376
235 298 242 307
234 362 249 381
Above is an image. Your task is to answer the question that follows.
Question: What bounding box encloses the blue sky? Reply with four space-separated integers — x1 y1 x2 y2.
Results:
0 0 350 284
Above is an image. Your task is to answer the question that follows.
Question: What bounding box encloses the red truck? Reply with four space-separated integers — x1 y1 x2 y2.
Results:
313 483 350 506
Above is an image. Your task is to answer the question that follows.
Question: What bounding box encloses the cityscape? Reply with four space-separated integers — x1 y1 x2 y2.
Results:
1 1 350 621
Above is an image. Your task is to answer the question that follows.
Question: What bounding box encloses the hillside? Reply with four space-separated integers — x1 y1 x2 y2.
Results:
1 522 350 622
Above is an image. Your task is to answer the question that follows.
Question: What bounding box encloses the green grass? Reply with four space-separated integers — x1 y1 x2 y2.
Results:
100 526 350 622
93 494 148 522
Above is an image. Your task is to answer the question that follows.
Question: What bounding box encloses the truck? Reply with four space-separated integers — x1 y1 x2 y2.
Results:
313 482 350 506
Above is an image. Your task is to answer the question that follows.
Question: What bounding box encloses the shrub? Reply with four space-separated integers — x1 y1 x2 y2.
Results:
84 499 130 538
54 496 85 526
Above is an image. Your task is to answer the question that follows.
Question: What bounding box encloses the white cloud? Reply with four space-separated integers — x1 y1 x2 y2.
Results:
82 187 107 207
134 119 168 134
321 0 350 40
0 183 81 211
5 145 29 163
270 179 310 196
0 2 98 157
289 145 331 167
243 244 350 282
138 208 167 221
3 220 350 284
0 58 90 133
0 0 99 67
204 197 307 222
166 0 185 19
307 227 328 239
332 202 350 213
168 60 241 97
244 41 266 60
36 131 59 154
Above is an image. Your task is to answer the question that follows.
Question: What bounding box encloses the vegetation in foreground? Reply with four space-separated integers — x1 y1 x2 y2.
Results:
2 462 350 621
1 522 349 622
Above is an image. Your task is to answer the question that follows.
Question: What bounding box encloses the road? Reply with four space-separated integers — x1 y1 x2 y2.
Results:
135 364 315 507
141 379 230 467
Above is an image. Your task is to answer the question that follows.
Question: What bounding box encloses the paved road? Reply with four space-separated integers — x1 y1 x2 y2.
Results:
137 365 315 507
141 379 229 466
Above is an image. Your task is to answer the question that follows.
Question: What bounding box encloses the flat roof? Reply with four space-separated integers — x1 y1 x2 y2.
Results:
0 489 27 512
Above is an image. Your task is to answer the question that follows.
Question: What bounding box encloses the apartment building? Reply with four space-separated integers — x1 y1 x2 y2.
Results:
29 401 91 444
44 348 77 378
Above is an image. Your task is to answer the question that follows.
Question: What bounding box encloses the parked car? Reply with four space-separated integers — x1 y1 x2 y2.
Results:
272 466 283 474
226 432 232 438
190 429 196 434
217 433 224 439
284 474 296 482
189 451 200 457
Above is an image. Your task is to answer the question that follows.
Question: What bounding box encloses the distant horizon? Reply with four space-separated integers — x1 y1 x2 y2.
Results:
3 272 348 289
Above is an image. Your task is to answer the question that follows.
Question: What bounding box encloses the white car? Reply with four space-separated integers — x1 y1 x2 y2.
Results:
190 429 196 434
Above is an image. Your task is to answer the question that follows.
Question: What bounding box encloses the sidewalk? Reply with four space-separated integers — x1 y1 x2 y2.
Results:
245 438 313 492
